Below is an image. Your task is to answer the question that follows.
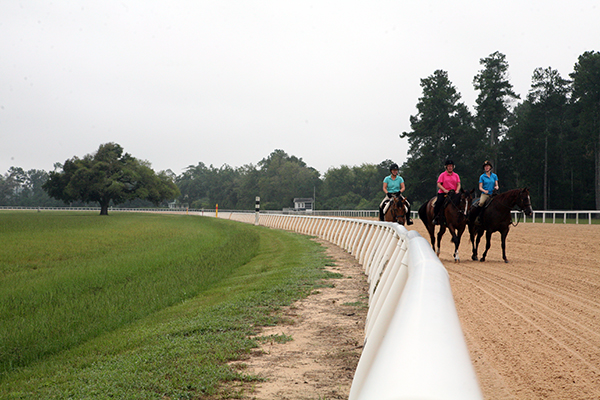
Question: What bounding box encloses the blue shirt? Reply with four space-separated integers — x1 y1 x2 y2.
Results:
383 175 404 193
479 172 498 193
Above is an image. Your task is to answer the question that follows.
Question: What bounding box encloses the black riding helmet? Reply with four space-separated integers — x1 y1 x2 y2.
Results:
389 163 399 171
445 159 454 166
482 160 493 169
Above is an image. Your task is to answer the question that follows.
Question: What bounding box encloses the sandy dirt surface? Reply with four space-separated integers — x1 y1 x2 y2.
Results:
229 238 370 400
232 222 600 400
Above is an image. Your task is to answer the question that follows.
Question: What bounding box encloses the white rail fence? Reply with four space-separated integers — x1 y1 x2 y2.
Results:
3 206 600 224
211 211 483 400
3 206 599 224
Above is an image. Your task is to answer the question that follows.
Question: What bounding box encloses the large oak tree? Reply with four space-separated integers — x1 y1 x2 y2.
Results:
43 143 179 215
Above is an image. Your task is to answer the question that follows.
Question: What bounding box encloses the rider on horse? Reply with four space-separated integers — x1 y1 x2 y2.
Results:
379 162 413 225
470 160 499 224
432 159 461 225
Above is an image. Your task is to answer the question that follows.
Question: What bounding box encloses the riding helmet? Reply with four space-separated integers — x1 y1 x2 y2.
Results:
389 163 399 171
482 160 493 169
444 159 454 166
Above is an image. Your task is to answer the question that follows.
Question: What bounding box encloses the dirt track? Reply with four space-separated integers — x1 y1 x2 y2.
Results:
236 222 600 400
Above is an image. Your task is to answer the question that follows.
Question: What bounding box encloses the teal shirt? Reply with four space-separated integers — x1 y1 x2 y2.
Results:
383 175 404 193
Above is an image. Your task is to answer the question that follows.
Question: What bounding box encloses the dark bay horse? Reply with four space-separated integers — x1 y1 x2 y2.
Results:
380 193 409 225
418 189 474 262
468 188 533 263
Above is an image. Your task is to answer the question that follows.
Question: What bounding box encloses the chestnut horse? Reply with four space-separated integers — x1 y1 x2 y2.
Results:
418 189 474 262
468 188 533 263
380 193 409 225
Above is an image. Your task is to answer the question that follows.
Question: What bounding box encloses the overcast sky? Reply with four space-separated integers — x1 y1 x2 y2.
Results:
2 1 599 176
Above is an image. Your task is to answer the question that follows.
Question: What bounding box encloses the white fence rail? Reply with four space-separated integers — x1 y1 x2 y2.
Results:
214 212 483 400
3 206 599 224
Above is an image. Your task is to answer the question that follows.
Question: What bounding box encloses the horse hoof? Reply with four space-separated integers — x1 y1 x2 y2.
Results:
504 259 509 263
480 258 486 262
471 256 478 261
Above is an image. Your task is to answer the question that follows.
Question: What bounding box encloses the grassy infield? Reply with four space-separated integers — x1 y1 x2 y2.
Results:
0 211 341 399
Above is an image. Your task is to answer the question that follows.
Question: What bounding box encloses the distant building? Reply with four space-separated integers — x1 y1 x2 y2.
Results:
293 197 314 211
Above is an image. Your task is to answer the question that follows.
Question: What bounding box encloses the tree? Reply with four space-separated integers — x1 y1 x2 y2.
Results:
400 70 479 204
320 162 389 210
528 67 571 209
570 50 600 210
473 51 520 170
43 143 180 215
256 150 321 210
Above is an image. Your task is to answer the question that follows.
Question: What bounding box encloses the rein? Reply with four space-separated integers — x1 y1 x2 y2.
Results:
446 193 469 216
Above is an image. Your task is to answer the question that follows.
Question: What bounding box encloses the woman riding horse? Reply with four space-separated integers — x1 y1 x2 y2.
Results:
379 163 413 225
433 160 461 225
419 188 474 262
470 160 500 223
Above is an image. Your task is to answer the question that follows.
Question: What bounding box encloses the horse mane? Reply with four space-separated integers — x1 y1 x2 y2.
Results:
494 188 523 199
488 188 528 211
493 188 523 202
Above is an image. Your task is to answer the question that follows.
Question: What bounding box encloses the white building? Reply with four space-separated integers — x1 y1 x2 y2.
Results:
293 197 314 211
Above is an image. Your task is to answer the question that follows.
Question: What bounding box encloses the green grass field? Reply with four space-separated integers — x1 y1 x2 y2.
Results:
0 211 338 399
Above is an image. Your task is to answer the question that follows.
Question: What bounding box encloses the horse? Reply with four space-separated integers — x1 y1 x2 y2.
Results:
468 188 533 263
380 193 409 225
418 189 474 262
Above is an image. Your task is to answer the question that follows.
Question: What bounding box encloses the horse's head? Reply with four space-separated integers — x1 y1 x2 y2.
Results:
449 189 473 216
461 189 475 216
518 187 533 217
390 194 408 224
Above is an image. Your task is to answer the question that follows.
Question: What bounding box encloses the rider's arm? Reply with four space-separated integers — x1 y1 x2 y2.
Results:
479 181 486 194
400 182 406 193
437 182 447 193
383 181 388 194
456 181 461 192
494 180 499 191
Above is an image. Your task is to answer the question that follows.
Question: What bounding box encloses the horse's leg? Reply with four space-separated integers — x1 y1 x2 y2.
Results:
500 228 509 263
444 222 459 262
436 225 446 256
473 229 483 261
469 222 478 260
480 230 493 262
454 224 466 263
428 226 436 252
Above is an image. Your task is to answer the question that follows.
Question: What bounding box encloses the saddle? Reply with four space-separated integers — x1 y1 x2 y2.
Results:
472 194 496 224
432 191 456 225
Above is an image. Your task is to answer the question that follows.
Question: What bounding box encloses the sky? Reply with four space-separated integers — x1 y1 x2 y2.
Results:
2 1 599 177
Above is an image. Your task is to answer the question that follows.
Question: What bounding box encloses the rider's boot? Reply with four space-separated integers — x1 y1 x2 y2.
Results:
379 207 384 221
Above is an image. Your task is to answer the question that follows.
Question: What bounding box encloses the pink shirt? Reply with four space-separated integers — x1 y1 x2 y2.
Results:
437 171 461 193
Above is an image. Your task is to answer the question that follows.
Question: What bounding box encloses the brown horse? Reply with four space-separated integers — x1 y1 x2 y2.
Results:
468 188 533 263
418 189 474 262
380 193 409 225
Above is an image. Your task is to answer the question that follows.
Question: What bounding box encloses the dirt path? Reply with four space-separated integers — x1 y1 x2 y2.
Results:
234 222 600 400
230 238 370 400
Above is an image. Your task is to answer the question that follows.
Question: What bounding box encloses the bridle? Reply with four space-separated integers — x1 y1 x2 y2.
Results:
446 192 470 217
390 195 407 223
493 190 532 226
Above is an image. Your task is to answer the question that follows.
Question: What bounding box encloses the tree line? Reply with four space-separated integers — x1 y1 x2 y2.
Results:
401 50 600 211
1 50 599 212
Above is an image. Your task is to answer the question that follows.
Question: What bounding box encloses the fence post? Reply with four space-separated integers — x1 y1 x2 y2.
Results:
255 196 260 226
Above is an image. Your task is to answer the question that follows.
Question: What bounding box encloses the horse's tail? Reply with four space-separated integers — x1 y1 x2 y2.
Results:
418 201 428 224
